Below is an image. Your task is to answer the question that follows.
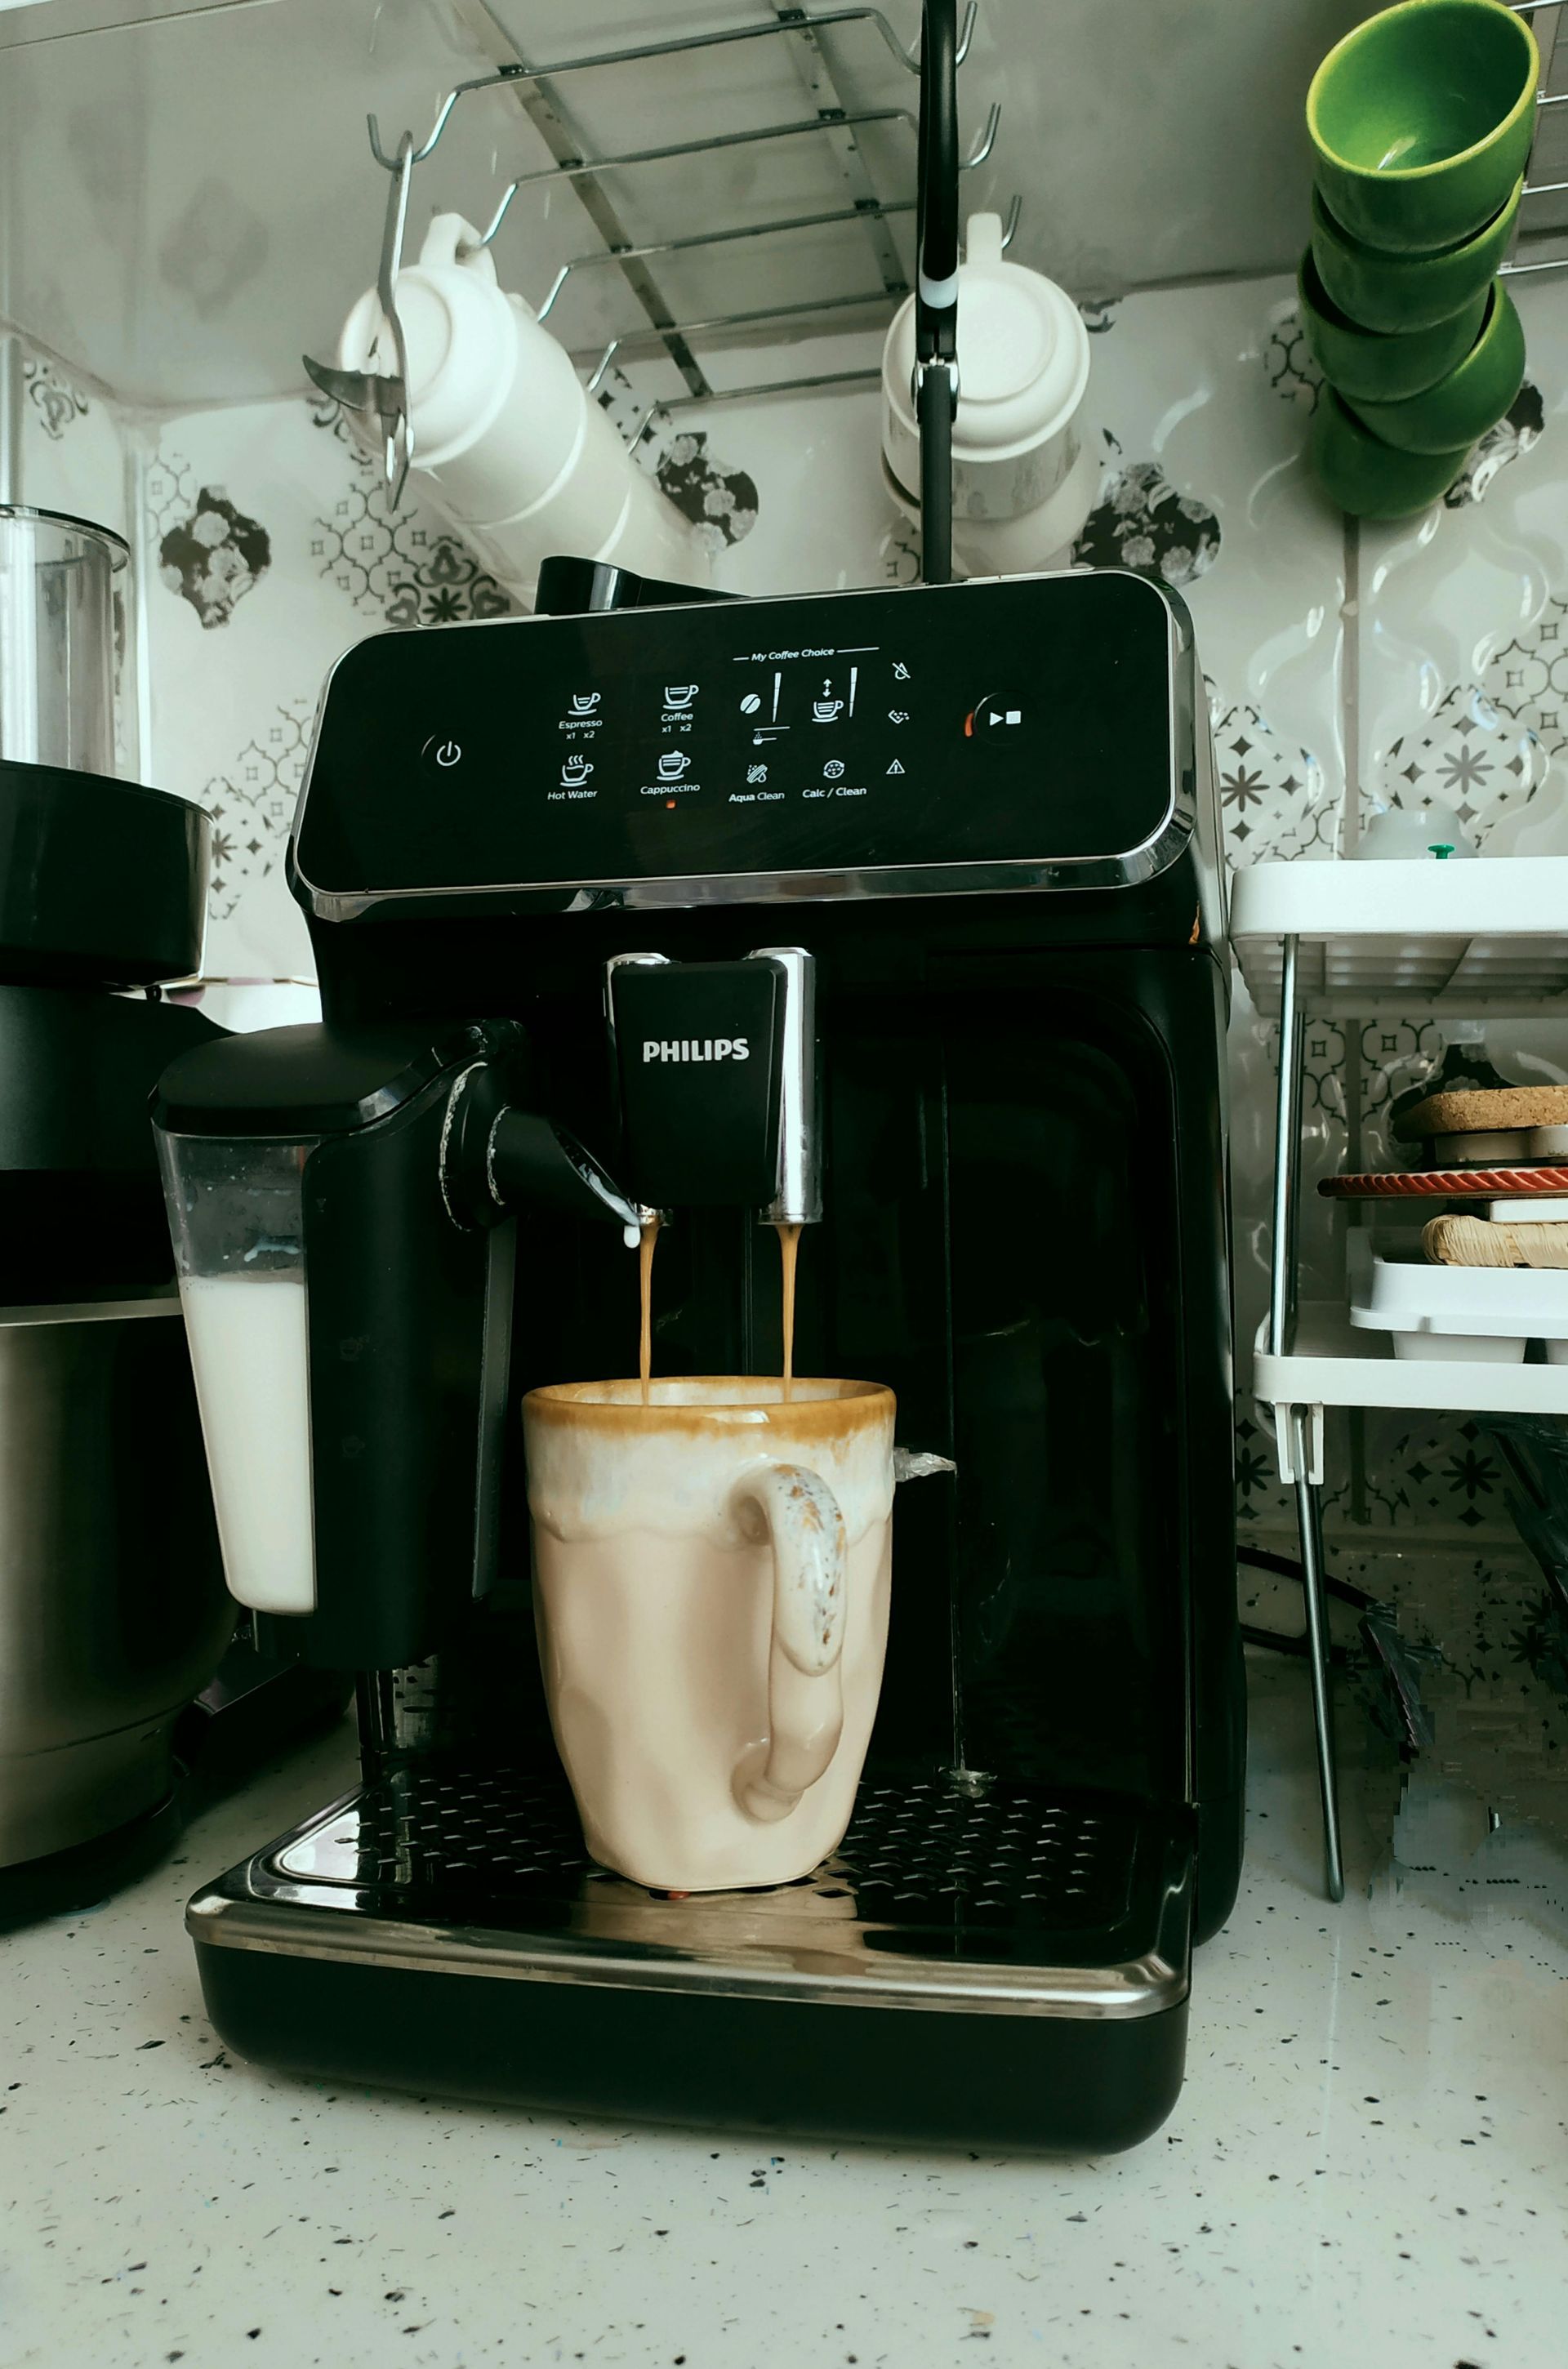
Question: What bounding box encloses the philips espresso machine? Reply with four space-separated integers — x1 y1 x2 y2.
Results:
154 555 1244 2153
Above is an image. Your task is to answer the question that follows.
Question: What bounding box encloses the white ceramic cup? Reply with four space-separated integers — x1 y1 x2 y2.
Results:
882 211 1094 577
339 215 709 600
523 1376 896 1892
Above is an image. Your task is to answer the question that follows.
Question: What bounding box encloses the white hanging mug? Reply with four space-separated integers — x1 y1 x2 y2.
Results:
882 211 1097 577
338 215 710 601
523 1377 897 1893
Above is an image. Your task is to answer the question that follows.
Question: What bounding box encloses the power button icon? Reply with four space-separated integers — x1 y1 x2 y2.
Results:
421 733 463 775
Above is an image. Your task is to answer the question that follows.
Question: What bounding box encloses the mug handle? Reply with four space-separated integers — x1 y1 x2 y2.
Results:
729 1463 848 1824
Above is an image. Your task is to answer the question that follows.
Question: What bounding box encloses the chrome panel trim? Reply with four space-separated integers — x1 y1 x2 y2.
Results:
186 1886 1187 2019
185 1774 1193 2024
289 573 1196 922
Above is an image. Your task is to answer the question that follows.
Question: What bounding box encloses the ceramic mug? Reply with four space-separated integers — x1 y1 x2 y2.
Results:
1311 388 1471 519
523 1377 896 1893
1308 177 1521 334
1348 281 1525 454
881 210 1094 576
1296 248 1488 403
338 214 708 599
1307 0 1539 256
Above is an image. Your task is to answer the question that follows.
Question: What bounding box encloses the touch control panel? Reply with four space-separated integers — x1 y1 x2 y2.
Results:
296 572 1183 899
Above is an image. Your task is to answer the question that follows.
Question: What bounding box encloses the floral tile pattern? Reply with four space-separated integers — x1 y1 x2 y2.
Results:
21 353 89 441
158 485 271 628
1071 449 1221 585
203 697 313 924
308 403 514 626
1214 695 1338 862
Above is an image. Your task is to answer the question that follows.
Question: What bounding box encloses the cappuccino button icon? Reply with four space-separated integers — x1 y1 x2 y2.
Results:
657 750 691 782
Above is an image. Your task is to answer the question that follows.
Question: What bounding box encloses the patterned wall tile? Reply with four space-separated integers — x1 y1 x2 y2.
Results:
16 341 127 539
308 404 515 626
1357 283 1568 864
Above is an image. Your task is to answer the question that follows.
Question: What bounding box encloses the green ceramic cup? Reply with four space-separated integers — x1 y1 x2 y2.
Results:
1297 248 1489 401
1311 176 1521 332
1347 281 1525 453
1312 390 1472 519
1307 0 1538 256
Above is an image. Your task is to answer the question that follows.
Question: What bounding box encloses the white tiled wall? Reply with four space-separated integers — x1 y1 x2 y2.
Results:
15 255 1568 1719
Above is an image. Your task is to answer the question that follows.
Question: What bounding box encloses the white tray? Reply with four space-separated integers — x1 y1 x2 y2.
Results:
1348 1251 1568 1362
1227 857 1568 1013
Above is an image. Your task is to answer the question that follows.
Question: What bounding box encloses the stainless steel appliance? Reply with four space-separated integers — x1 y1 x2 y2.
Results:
0 492 343 1922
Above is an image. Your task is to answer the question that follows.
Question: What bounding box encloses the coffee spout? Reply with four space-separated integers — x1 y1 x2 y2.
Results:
604 947 821 1224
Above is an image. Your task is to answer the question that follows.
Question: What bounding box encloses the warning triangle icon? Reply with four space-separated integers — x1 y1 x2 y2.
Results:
886 759 904 776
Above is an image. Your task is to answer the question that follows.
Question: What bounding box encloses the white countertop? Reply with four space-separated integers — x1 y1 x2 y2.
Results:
3 1657 1566 2369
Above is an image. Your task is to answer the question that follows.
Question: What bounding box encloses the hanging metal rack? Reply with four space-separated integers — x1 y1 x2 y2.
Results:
1509 0 1568 257
466 100 1000 257
611 194 1019 447
304 5 1009 505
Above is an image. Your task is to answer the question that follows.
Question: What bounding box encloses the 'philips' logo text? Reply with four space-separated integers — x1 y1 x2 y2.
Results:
642 1038 750 1063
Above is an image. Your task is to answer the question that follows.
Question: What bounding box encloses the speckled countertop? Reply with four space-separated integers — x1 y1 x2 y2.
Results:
3 1655 1566 2369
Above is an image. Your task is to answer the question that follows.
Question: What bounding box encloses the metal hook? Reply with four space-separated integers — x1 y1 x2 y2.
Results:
303 127 416 505
999 191 1022 249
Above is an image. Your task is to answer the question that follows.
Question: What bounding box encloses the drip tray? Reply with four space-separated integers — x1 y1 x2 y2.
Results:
187 1764 1199 2149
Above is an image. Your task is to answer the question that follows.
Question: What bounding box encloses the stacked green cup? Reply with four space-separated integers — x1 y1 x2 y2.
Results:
1301 0 1537 519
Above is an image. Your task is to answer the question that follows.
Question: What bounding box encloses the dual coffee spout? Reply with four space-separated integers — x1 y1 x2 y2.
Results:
605 946 821 1229
439 948 821 1241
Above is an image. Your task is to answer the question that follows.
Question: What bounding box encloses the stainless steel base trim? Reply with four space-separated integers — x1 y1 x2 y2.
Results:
185 1886 1186 2020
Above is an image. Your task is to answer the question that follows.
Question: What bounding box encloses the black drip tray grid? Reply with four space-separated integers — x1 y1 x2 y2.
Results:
270 1761 1149 1948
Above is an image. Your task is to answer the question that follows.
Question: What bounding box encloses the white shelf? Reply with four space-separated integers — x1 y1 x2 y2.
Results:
1227 858 1568 1013
1253 1303 1568 1418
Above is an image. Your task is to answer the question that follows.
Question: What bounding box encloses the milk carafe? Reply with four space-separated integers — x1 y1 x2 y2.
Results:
153 1018 647 1668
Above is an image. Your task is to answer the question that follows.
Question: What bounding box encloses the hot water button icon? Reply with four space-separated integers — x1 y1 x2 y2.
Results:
560 756 594 787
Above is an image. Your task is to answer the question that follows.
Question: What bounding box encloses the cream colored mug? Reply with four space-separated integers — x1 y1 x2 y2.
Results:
523 1378 896 1893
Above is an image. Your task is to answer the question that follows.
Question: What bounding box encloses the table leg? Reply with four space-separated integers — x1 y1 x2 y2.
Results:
1291 1405 1345 1904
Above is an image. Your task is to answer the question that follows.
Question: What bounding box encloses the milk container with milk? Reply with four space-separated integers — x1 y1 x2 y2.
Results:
155 1131 317 1615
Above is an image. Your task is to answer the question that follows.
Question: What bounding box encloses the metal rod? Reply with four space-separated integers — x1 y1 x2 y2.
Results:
586 289 895 393
543 187 1018 326
1268 934 1303 1360
537 197 915 323
1502 252 1568 272
469 100 1000 256
628 367 880 444
367 4 980 171
0 333 22 510
1292 1408 1345 1905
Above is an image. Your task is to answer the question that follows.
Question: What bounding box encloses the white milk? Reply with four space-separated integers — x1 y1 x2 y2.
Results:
179 1273 315 1614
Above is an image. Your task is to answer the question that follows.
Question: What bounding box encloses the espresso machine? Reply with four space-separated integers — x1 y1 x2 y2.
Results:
157 554 1244 2152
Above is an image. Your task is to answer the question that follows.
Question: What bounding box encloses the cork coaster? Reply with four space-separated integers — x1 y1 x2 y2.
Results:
1393 1084 1568 1142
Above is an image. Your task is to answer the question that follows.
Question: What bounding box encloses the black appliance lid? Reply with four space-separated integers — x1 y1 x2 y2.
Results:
153 1017 524 1138
0 759 210 988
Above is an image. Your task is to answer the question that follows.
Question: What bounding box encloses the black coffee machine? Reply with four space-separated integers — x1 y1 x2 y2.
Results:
156 556 1243 2153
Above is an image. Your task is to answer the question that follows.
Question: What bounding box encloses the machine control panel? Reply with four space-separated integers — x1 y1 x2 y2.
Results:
296 572 1184 900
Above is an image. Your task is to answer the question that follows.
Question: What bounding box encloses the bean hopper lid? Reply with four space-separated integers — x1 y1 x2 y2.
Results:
0 759 210 988
0 504 209 987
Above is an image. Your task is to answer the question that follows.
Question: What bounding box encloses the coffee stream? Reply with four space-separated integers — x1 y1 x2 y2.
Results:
638 1215 662 1405
635 1215 802 1401
777 1220 801 1401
